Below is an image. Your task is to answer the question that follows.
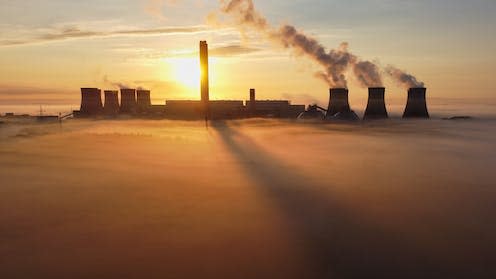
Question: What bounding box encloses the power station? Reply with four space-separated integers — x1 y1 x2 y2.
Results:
74 41 430 121
104 90 119 115
137 90 152 114
80 88 103 116
120 89 137 114
363 87 388 120
403 88 429 118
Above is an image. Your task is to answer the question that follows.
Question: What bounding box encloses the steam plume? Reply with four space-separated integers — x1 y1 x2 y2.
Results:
220 0 357 88
103 75 133 89
385 66 425 88
353 61 383 88
277 26 356 88
218 0 421 90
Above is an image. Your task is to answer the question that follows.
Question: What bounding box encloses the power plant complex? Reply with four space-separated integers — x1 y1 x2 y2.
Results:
74 41 430 120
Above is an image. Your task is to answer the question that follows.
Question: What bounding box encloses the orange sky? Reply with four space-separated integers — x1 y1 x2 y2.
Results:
0 0 495 108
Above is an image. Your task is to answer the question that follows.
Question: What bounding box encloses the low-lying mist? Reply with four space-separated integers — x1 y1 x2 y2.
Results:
1 119 495 278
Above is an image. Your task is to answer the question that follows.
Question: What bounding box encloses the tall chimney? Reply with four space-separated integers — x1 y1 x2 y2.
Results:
104 90 119 115
249 88 256 113
250 88 256 103
200 41 209 119
120 89 137 114
363 87 388 120
80 88 103 116
326 88 351 118
137 89 152 113
403 88 429 118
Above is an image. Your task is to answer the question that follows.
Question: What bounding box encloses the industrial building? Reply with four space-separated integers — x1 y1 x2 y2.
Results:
403 88 430 118
104 90 119 115
363 87 388 120
73 40 429 121
120 89 137 114
137 90 152 114
79 88 103 116
324 88 360 121
74 40 306 120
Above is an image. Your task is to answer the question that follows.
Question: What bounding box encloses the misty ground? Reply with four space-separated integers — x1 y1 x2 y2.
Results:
0 118 495 278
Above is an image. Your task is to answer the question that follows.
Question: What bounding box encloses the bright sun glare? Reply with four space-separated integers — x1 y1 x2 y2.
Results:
167 58 201 88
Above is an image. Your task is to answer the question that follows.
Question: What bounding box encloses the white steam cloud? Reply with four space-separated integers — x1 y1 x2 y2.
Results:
217 0 422 89
385 66 425 88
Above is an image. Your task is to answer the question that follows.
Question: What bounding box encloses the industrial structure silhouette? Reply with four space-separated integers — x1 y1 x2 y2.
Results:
364 88 389 120
74 41 430 120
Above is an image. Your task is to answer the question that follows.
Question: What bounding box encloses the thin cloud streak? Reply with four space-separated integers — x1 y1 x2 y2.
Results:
0 25 219 47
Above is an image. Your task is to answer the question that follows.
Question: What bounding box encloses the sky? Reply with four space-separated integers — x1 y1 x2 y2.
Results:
0 0 495 107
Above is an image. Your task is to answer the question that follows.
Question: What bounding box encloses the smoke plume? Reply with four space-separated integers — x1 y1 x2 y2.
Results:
219 0 357 88
385 66 425 88
353 61 383 88
277 26 356 88
103 75 133 89
218 0 421 89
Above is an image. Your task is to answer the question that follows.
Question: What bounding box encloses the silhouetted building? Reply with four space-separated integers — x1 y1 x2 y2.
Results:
325 88 359 121
200 41 209 119
248 88 256 115
403 88 429 118
165 100 203 119
165 100 245 120
148 105 166 117
210 101 245 119
104 90 119 115
326 88 351 117
137 90 152 113
72 41 311 120
298 105 326 120
80 88 103 116
363 87 388 120
120 89 137 114
245 88 304 118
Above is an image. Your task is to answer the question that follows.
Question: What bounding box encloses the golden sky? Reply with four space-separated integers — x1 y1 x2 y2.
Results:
0 0 495 107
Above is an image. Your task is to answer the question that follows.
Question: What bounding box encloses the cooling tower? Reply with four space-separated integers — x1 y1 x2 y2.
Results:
104 90 119 115
80 88 103 116
363 87 388 120
137 90 152 113
120 89 137 114
325 88 351 118
403 88 430 118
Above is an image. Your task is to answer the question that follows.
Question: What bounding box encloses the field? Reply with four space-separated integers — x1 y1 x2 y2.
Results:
1 118 495 278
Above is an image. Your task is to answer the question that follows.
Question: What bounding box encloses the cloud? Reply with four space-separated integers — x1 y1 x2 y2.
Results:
209 45 261 57
145 0 179 20
142 44 262 59
0 25 210 47
0 85 76 104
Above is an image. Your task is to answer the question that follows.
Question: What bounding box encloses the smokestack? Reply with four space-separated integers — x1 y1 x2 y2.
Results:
137 89 152 113
249 88 256 113
200 41 209 119
250 88 256 102
403 88 429 118
363 87 388 120
120 89 137 114
326 88 351 118
80 88 103 116
104 90 119 115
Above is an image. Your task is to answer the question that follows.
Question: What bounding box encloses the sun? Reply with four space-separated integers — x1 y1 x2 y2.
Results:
167 57 201 88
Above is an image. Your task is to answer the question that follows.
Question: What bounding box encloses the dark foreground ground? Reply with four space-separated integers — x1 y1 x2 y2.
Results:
0 119 495 278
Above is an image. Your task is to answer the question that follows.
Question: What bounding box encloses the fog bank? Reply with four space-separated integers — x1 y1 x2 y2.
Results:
1 119 495 278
